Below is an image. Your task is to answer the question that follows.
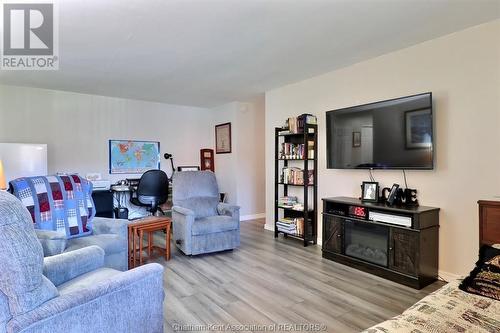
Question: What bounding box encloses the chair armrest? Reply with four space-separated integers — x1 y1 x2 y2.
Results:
43 246 104 286
172 206 196 255
217 203 240 219
35 229 67 257
172 205 195 217
92 217 131 239
8 263 164 333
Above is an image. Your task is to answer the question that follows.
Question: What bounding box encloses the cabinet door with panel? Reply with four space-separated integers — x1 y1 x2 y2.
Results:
389 228 419 276
323 215 343 254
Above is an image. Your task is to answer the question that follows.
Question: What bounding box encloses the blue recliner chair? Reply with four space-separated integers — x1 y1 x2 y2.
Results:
0 191 164 333
172 171 240 255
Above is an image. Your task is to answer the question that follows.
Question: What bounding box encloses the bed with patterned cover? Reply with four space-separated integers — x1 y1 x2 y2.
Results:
366 201 500 333
364 279 499 332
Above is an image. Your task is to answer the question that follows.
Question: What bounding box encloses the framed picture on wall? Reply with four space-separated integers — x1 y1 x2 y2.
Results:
215 122 232 154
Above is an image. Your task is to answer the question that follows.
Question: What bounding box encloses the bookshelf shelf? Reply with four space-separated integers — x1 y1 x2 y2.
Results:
274 229 305 240
274 121 318 247
277 206 315 212
277 132 315 137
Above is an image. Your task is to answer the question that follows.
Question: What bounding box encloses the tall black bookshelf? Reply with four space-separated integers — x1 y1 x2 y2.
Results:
274 123 318 246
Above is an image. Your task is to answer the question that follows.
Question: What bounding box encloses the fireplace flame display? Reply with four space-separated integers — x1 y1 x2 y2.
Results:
344 220 389 267
346 244 387 266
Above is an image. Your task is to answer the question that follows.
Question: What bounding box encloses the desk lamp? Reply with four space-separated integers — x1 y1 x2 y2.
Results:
163 153 175 181
0 160 6 190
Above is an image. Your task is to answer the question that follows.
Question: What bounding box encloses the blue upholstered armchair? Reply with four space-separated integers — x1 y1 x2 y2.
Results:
0 191 164 333
172 171 240 255
34 217 131 271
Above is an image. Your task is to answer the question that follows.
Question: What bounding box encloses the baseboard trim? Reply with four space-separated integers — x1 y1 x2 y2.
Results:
438 270 462 283
264 223 274 231
241 213 266 221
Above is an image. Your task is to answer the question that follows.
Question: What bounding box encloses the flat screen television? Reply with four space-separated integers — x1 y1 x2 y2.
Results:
326 92 433 170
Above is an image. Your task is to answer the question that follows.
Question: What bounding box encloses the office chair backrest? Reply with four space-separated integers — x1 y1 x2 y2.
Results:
137 170 169 206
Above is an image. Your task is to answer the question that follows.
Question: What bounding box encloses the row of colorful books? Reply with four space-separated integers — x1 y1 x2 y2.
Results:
279 141 314 159
280 167 314 185
276 217 304 236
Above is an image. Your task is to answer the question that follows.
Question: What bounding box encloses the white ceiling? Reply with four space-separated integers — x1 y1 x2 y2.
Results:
1 0 499 107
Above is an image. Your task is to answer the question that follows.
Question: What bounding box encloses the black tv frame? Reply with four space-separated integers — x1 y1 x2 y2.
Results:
326 92 434 170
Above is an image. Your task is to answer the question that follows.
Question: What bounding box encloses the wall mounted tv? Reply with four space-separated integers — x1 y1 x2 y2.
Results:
326 92 433 170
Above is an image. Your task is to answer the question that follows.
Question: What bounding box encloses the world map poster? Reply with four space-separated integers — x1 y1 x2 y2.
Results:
109 140 160 174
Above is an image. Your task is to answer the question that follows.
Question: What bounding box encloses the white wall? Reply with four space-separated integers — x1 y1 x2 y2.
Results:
265 20 500 277
211 102 240 205
210 97 266 218
0 85 212 182
0 84 266 218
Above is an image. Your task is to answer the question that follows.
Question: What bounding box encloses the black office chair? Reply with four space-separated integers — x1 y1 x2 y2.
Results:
130 170 169 215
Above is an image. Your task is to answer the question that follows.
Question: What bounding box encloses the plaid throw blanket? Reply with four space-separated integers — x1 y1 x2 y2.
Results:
10 174 95 239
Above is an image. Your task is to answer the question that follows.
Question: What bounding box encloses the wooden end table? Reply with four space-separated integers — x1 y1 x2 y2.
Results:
128 216 171 269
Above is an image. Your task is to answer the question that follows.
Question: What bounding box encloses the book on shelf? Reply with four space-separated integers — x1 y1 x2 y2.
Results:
307 140 315 159
276 217 304 236
287 117 298 134
281 167 314 185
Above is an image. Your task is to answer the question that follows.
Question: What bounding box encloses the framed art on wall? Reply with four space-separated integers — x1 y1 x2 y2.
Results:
109 140 160 174
215 122 232 154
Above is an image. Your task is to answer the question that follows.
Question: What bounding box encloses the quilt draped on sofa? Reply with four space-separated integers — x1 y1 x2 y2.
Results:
10 175 95 238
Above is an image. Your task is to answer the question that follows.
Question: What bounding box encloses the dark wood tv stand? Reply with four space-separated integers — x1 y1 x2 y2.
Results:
322 197 439 289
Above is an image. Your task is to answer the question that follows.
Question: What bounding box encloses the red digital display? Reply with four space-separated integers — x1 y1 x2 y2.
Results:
349 206 367 218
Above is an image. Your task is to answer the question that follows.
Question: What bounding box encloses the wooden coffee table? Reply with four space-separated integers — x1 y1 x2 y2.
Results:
128 216 171 269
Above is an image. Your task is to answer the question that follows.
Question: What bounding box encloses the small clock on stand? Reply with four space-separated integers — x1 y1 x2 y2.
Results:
200 149 214 172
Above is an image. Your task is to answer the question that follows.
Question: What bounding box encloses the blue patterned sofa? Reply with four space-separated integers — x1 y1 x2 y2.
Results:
9 175 130 271
35 217 131 271
0 191 164 333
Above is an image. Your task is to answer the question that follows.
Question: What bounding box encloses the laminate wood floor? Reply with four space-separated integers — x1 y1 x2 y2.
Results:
149 219 444 333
